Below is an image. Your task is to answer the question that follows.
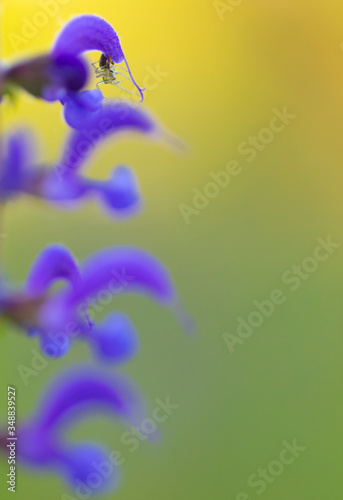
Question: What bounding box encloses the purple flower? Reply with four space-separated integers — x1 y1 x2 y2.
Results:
56 96 157 179
0 244 192 361
1 15 144 105
1 53 88 102
52 14 144 102
16 365 152 494
0 99 158 214
43 164 142 218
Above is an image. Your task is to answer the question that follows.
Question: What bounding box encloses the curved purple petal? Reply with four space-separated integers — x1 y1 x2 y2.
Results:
25 245 80 297
57 102 157 179
53 15 124 63
39 247 195 335
68 246 176 307
52 14 144 100
18 367 147 494
24 366 146 433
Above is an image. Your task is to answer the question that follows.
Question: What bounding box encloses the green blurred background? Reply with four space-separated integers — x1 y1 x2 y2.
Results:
1 0 343 498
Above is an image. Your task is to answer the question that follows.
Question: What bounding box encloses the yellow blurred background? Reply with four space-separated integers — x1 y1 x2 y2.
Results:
1 0 343 499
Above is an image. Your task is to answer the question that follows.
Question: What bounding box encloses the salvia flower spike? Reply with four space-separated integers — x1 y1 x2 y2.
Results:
0 13 194 495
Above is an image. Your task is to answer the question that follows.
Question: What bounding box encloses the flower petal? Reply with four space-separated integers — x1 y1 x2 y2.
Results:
39 331 71 359
94 165 141 215
39 247 195 336
68 246 176 307
62 89 104 129
25 244 80 297
57 443 120 494
52 14 144 100
57 101 157 179
42 166 141 218
24 366 146 433
4 54 88 101
18 367 147 493
88 312 140 363
53 15 125 63
0 130 33 198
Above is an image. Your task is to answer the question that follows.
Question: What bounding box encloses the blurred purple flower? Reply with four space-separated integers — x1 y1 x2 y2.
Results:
55 94 157 178
1 53 88 103
16 366 152 494
0 96 159 215
0 244 192 361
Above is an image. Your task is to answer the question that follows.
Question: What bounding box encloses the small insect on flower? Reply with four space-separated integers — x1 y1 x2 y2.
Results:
92 53 142 102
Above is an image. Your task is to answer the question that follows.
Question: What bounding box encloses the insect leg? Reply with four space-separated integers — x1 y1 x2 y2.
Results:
91 60 101 68
114 83 140 96
113 71 134 82
114 64 129 72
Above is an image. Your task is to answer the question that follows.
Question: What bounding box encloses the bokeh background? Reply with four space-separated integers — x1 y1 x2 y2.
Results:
1 0 343 498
